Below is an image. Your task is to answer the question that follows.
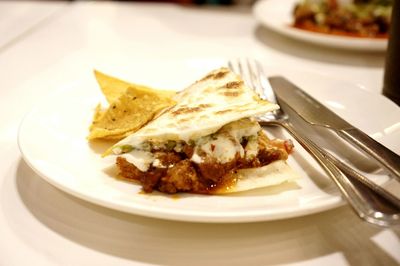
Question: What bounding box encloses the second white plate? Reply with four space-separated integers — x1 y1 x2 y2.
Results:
253 0 388 51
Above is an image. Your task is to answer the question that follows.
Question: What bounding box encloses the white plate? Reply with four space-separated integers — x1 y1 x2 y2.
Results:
18 59 400 223
253 0 388 51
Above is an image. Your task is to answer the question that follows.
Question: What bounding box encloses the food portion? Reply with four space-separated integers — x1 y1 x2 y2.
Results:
115 118 294 194
107 67 298 194
88 70 176 140
293 0 393 38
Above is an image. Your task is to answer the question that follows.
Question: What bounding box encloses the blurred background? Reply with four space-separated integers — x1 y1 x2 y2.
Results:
32 0 256 5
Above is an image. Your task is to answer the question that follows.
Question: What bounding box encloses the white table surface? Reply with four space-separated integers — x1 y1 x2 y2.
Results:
1 1 399 265
0 1 66 51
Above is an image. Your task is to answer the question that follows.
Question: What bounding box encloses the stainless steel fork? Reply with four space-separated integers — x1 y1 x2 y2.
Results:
228 58 400 227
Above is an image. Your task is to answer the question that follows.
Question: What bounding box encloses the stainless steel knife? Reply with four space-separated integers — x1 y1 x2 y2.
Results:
269 76 400 183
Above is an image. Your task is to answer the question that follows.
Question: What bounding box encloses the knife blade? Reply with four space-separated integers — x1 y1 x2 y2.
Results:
268 76 400 182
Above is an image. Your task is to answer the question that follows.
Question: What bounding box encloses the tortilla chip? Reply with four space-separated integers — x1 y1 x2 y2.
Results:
91 103 105 122
94 70 175 103
88 85 176 140
88 70 176 141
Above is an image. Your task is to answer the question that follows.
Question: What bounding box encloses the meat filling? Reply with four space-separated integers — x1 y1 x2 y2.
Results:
116 132 294 194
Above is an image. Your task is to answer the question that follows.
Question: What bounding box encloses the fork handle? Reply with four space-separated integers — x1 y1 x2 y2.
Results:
338 128 400 181
261 120 400 226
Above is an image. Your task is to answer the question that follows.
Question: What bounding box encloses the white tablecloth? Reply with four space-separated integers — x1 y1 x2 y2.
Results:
0 1 399 265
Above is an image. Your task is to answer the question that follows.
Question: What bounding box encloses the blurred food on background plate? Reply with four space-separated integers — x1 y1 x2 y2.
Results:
293 0 393 38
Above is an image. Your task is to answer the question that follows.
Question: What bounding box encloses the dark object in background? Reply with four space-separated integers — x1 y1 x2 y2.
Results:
383 0 400 105
354 0 392 4
114 0 233 3
194 0 232 4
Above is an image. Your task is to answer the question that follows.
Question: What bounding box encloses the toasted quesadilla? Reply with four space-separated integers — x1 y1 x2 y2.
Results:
108 67 298 194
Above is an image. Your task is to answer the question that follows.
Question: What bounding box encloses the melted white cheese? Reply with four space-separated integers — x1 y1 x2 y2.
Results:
244 136 259 159
198 134 243 164
117 118 261 170
190 118 260 164
220 118 261 140
120 150 154 172
191 153 203 164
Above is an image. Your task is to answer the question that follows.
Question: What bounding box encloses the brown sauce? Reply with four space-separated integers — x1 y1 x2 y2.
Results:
116 136 293 194
292 23 388 39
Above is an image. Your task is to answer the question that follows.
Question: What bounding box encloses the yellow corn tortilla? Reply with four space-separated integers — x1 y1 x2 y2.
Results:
88 70 176 140
94 70 175 103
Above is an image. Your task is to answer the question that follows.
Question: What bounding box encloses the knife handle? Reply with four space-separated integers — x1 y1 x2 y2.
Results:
339 128 400 181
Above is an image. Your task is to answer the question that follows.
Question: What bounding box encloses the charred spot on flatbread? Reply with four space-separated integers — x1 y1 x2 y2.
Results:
214 109 233 115
225 81 243 89
171 104 213 116
200 68 229 82
171 106 202 116
222 91 241 97
213 69 229 79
